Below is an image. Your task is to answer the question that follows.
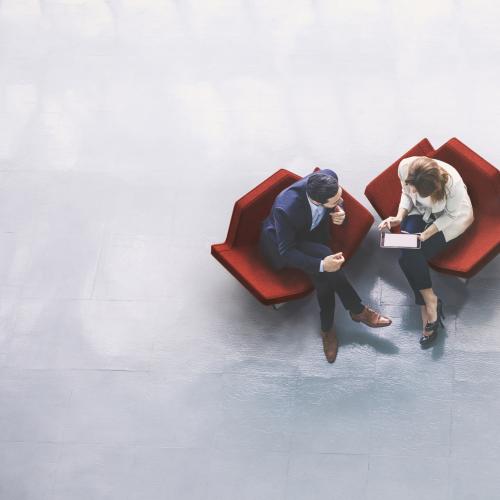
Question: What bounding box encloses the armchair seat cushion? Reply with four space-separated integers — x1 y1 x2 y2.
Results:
429 215 498 275
211 243 313 305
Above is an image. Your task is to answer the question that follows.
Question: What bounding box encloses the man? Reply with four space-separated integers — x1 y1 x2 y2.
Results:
259 169 392 363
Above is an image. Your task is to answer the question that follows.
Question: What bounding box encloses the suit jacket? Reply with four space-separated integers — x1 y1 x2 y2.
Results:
398 157 474 242
260 169 342 274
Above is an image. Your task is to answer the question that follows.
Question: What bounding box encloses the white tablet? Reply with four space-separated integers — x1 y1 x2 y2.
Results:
380 232 421 249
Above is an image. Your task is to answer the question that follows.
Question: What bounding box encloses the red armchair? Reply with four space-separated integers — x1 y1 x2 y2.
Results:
365 138 500 278
428 138 500 277
211 169 374 306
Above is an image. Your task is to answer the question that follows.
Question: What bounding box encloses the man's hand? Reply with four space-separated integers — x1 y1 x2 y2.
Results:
378 216 401 231
323 252 345 272
330 206 346 225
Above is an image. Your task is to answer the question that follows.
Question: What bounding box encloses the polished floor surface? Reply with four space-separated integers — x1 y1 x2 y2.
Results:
0 1 499 499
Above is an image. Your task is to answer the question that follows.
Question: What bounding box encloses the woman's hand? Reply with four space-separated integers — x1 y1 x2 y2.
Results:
378 216 401 231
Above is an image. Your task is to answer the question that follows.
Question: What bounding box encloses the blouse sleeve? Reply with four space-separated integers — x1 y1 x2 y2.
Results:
433 177 471 232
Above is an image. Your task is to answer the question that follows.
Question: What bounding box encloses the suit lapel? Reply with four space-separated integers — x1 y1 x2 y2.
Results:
300 186 313 230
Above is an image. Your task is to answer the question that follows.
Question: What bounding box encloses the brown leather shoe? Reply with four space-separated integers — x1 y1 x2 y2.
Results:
350 306 392 328
321 328 338 363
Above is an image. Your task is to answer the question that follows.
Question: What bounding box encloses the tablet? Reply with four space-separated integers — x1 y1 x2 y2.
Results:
380 232 421 249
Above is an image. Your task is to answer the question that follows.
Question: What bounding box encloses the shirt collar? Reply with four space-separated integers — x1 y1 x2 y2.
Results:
306 193 325 212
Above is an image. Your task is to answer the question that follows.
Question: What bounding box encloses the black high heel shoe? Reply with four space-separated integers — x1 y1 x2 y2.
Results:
420 298 445 349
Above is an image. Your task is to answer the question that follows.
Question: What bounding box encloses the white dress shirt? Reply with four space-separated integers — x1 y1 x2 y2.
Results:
307 194 327 271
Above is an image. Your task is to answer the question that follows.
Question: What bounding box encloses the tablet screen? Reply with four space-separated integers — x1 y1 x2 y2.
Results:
381 233 419 248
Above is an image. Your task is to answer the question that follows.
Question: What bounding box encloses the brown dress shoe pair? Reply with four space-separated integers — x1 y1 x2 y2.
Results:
350 305 392 328
321 328 338 363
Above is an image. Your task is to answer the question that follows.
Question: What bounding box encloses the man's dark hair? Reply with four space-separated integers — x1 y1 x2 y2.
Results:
306 173 339 204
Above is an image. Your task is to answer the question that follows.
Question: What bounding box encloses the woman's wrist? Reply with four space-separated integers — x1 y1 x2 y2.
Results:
395 210 407 223
420 224 438 241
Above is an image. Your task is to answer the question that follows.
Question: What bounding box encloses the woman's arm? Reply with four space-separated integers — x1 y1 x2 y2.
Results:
432 179 473 234
396 207 409 222
378 160 413 231
397 158 415 214
419 223 439 241
378 207 408 231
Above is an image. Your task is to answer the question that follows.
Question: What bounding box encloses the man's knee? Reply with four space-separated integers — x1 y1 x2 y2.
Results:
315 268 346 289
296 241 331 260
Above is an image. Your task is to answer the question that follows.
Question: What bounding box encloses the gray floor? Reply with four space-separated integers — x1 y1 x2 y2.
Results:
0 1 499 499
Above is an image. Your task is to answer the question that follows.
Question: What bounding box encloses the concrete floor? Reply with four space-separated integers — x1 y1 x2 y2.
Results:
0 1 499 499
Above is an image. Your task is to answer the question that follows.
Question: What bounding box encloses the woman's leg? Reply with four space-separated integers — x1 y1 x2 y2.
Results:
398 215 428 305
420 305 429 328
420 289 438 324
418 232 450 328
399 231 448 332
400 214 427 234
398 215 449 330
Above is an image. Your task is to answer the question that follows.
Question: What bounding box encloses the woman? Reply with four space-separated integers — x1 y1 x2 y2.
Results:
378 156 474 347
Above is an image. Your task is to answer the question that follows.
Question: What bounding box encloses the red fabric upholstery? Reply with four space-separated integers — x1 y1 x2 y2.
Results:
211 244 314 304
329 188 374 260
364 138 435 219
364 138 500 278
211 168 374 305
212 169 313 305
427 138 500 277
225 169 301 247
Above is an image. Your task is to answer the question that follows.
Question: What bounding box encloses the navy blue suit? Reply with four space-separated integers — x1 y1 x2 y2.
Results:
259 169 362 331
260 169 336 273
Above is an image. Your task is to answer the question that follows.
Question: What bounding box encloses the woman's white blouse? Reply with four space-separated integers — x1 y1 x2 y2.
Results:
398 156 474 242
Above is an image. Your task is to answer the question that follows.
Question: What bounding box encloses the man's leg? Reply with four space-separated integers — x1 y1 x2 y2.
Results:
296 241 363 331
293 240 363 362
258 230 355 324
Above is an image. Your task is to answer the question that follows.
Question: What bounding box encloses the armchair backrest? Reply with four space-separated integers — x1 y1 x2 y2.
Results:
431 138 500 216
328 189 374 259
225 169 301 247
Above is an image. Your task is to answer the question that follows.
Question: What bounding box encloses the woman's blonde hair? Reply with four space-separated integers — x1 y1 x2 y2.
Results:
405 156 449 202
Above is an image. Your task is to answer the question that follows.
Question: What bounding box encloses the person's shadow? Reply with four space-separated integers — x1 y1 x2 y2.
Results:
336 324 400 355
